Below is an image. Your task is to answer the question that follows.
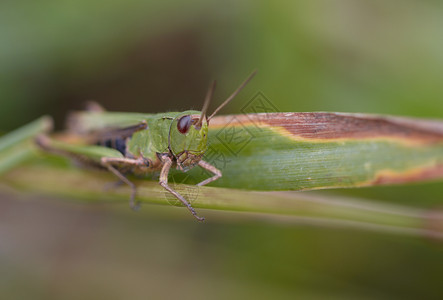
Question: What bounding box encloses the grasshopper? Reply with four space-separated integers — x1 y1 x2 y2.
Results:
36 71 256 221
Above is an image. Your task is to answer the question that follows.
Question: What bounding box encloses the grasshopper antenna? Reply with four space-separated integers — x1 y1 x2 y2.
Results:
196 80 216 128
207 70 257 122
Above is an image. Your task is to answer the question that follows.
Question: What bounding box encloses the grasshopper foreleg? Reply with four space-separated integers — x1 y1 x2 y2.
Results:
159 156 205 222
196 160 222 186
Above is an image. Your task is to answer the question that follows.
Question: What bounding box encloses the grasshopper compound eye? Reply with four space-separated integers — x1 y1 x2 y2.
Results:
177 115 192 134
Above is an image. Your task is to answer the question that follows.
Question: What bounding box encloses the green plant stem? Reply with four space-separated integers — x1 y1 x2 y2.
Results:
0 116 52 175
3 162 442 238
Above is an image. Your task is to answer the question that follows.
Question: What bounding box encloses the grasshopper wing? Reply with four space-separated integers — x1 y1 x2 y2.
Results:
67 109 153 134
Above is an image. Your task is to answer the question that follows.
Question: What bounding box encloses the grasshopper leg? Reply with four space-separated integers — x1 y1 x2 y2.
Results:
101 157 145 211
196 160 222 186
159 156 205 222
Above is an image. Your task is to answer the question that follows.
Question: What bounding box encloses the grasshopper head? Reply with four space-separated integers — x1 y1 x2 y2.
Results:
169 112 208 169
169 70 256 170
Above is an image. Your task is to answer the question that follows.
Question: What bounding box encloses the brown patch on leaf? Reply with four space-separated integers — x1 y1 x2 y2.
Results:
211 113 443 144
372 164 443 185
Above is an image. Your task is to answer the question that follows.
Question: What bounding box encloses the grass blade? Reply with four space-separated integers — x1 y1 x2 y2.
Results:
182 112 443 190
0 116 53 175
2 163 442 238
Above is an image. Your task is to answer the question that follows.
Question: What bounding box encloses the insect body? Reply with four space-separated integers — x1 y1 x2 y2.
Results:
36 71 256 221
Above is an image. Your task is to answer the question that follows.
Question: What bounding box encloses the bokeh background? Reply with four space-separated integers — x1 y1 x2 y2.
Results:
1 1 443 299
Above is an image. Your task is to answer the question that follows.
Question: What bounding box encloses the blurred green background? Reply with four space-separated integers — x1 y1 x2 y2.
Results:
1 0 443 299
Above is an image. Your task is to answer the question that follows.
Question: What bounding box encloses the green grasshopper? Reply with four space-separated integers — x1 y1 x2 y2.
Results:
36 71 256 221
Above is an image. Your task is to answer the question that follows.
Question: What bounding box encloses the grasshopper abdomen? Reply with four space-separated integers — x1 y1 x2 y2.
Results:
96 137 127 155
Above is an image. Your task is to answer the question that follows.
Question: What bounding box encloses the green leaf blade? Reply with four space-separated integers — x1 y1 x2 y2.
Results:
184 113 443 190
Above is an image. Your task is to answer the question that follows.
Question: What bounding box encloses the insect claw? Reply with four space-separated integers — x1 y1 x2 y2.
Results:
130 201 141 212
195 215 205 222
187 205 205 222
